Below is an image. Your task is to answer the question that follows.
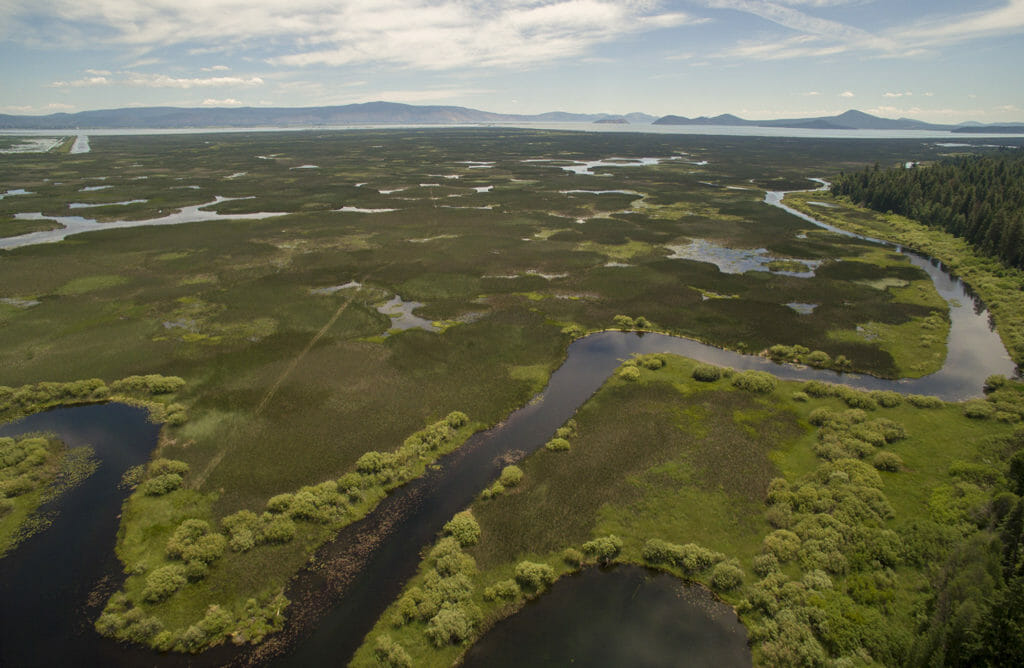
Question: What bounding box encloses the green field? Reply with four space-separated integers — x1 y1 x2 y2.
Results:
1 129 1022 659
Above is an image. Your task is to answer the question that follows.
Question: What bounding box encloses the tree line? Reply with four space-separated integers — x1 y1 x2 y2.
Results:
831 151 1024 270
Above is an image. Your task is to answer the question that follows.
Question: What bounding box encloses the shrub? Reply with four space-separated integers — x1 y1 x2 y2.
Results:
805 351 832 368
148 458 190 477
545 437 571 452
791 391 809 402
425 603 482 647
613 315 635 329
562 547 584 568
984 374 1008 393
582 535 622 563
443 511 481 547
808 408 837 426
692 364 723 382
732 370 777 394
445 411 469 428
374 634 413 668
838 387 877 409
638 354 667 370
166 519 212 559
803 380 835 397
356 451 396 474
710 562 744 590
763 529 801 562
907 394 943 408
266 493 294 514
142 564 187 603
768 344 794 362
618 366 641 382
514 561 556 590
753 553 780 577
139 473 182 496
963 399 996 419
499 465 524 487
482 579 521 601
870 391 902 408
262 515 296 543
872 451 903 472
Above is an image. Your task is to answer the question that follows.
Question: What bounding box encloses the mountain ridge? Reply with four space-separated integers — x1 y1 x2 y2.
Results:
0 102 1019 132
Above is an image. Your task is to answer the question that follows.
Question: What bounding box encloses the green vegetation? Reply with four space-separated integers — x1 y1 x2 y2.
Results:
0 433 97 556
102 411 477 651
2 130 1022 659
786 189 1024 364
832 152 1024 269
354 354 1023 666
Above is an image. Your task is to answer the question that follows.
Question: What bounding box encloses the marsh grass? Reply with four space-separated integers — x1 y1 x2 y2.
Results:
1 129 1018 655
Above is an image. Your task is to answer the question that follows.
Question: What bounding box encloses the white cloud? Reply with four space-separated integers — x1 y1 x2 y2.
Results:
707 0 1024 61
4 1 700 71
839 90 854 97
201 65 230 72
883 91 912 98
803 90 821 96
50 71 264 88
349 88 495 104
202 97 242 105
0 102 76 113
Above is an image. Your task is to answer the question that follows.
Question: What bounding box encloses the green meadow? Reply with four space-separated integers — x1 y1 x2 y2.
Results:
1 129 1021 659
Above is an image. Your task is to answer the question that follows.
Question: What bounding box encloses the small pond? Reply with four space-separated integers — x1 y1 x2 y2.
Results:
462 566 751 668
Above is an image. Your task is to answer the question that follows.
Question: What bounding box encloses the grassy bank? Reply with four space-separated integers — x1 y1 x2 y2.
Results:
785 190 1024 366
352 354 1023 666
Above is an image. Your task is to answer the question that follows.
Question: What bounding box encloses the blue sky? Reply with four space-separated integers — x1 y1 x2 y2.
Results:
2 0 1023 123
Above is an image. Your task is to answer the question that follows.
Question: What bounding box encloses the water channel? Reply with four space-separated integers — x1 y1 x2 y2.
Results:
0 184 1018 666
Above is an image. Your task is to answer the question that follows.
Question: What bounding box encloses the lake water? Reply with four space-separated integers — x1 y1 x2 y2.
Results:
462 566 751 668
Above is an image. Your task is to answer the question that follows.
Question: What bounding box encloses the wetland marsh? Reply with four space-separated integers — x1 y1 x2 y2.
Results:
1 129 1022 666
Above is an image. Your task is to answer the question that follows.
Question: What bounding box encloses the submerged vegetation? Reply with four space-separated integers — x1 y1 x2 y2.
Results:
1 129 1023 663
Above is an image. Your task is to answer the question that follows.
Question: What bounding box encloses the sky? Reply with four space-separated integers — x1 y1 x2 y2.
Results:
1 0 1023 123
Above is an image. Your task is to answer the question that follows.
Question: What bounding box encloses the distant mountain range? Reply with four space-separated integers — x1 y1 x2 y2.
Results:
0 102 1021 133
652 109 1024 133
0 102 655 129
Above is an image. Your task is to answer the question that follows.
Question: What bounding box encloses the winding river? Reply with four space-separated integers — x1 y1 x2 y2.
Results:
0 184 1018 666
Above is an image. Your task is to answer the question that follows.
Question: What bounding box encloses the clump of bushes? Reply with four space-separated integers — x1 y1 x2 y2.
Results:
641 538 725 574
562 547 584 568
514 560 556 590
443 510 481 547
111 374 186 395
618 366 641 382
692 364 724 382
906 393 943 408
545 437 571 452
498 465 523 488
872 451 904 472
142 564 188 603
613 315 652 330
482 578 521 601
710 561 745 591
637 353 667 370
732 370 778 394
374 635 413 667
582 535 622 564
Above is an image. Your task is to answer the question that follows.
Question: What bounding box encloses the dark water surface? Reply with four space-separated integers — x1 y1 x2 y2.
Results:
462 566 752 668
0 403 163 667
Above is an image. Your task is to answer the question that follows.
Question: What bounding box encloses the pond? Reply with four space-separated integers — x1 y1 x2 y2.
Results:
462 566 751 668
